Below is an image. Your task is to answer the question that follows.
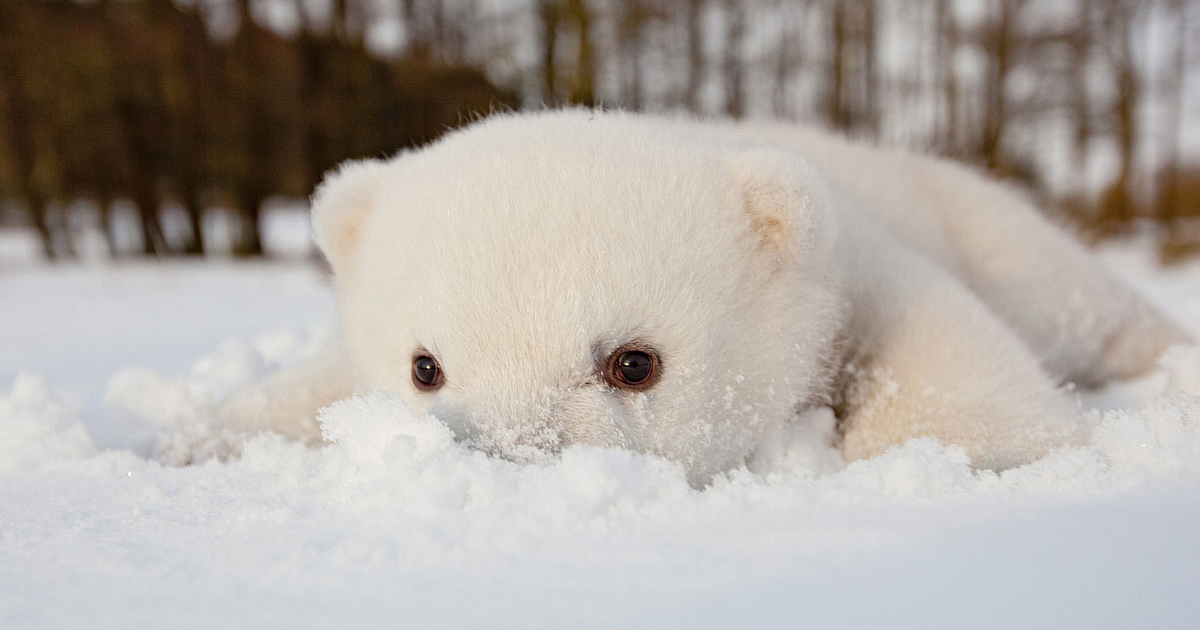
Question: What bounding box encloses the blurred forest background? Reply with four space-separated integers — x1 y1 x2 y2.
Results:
1 0 1198 263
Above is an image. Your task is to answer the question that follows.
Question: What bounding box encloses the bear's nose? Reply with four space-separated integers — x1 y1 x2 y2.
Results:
428 387 633 462
429 392 569 462
477 399 569 461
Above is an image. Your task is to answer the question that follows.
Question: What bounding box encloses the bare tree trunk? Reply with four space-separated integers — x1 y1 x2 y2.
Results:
1159 0 1187 224
566 0 595 106
235 188 265 257
860 0 878 137
684 0 705 112
181 183 206 255
27 197 56 261
722 0 745 119
825 0 878 133
1068 1 1092 194
55 203 77 258
979 0 1019 174
826 0 850 130
133 185 166 256
0 4 57 260
539 0 560 103
180 2 211 256
773 21 795 118
935 0 960 153
232 5 272 256
6 128 58 260
96 194 120 257
620 0 645 111
1105 1 1140 226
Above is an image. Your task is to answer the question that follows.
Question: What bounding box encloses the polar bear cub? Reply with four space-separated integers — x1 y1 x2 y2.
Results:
219 110 1188 482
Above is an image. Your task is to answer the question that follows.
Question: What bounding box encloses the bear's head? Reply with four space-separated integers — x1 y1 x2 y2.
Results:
311 111 844 482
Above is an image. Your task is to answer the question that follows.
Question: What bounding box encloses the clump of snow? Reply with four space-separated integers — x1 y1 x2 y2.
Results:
0 372 95 473
99 328 331 461
1090 395 1200 480
747 405 844 475
103 365 210 459
1161 344 1200 396
186 339 267 402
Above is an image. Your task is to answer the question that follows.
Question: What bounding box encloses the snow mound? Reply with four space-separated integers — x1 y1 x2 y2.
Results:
7 363 1199 627
5 339 1200 500
0 373 95 473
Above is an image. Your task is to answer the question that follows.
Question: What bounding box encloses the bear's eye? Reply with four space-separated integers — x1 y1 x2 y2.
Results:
412 354 444 391
604 348 660 391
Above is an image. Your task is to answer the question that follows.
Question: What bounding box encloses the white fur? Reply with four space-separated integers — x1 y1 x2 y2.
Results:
220 110 1190 483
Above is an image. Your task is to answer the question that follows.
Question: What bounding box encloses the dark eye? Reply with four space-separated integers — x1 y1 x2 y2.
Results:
605 348 659 390
412 354 444 391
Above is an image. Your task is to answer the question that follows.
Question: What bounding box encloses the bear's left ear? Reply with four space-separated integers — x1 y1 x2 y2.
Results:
725 148 835 271
311 158 389 273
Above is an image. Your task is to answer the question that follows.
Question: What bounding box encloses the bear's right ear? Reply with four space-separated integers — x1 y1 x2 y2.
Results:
311 158 389 272
725 148 835 272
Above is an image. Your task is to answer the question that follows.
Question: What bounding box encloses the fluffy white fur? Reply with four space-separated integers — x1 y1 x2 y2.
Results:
218 110 1189 482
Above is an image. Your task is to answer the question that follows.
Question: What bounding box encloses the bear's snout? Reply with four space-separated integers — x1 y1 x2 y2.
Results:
429 387 634 462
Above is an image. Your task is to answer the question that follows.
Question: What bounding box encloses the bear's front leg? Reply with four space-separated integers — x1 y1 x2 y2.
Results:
834 218 1085 469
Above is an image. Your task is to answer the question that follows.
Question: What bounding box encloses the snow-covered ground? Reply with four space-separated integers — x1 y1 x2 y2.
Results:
2 233 1200 629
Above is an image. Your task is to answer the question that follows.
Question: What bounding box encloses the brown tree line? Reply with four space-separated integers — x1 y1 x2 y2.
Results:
0 0 513 259
2 0 1198 260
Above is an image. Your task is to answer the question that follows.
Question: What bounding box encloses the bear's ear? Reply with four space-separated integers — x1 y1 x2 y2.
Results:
725 149 834 271
311 158 389 272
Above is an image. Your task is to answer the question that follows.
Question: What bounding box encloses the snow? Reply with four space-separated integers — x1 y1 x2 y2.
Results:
2 236 1200 628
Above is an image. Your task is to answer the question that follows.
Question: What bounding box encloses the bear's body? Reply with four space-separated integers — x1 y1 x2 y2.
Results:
218 111 1188 482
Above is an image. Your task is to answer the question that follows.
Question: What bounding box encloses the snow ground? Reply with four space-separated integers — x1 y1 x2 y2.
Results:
2 236 1200 629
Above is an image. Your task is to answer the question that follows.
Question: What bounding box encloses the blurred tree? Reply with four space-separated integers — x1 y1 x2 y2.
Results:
0 0 512 260
566 0 596 106
1066 0 1093 196
1 0 1198 261
1158 0 1189 226
721 0 745 119
682 0 705 112
537 0 595 106
617 0 649 110
825 0 878 134
1 1 57 258
538 0 561 103
166 0 218 255
976 0 1023 174
222 0 302 255
935 0 961 152
1094 0 1146 231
